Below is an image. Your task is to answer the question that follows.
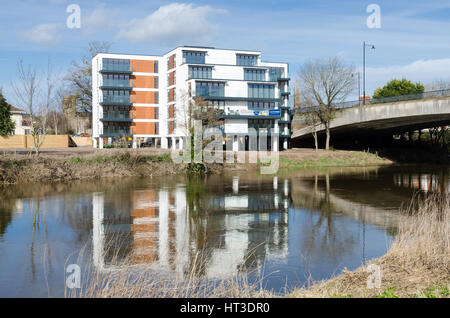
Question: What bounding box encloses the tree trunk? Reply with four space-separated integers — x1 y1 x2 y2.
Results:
325 122 330 150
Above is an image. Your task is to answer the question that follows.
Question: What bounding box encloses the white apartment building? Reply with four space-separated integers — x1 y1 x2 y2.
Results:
92 46 291 150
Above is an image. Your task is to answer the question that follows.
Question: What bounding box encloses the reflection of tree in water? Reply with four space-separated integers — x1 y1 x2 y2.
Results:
299 174 357 267
0 195 16 238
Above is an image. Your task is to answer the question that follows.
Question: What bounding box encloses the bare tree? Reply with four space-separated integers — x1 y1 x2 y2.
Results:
299 57 356 150
12 60 43 155
65 41 111 114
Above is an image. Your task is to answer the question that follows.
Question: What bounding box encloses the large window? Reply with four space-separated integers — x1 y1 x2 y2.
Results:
102 74 130 88
244 69 265 81
268 67 285 81
102 58 130 72
248 119 274 130
183 51 206 64
236 54 257 66
189 66 212 79
248 84 275 98
248 101 276 110
195 81 225 97
102 89 130 103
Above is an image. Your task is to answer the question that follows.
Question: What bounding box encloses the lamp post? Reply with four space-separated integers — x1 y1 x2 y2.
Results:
352 72 361 106
363 41 375 105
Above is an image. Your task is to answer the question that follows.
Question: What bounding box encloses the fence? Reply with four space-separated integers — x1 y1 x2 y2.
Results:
0 135 70 148
294 89 450 114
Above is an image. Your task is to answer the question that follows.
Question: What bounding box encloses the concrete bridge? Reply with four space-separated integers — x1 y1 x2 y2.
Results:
291 91 450 143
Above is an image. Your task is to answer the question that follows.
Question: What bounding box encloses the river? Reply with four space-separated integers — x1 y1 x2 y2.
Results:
0 165 448 297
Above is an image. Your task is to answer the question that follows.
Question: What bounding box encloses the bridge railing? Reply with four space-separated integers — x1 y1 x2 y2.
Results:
294 88 450 114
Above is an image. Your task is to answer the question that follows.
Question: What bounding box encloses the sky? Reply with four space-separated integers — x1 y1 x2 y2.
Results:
1 0 450 106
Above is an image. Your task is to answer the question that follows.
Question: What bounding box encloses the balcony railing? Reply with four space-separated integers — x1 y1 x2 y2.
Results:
100 96 132 106
101 128 131 137
100 64 132 74
100 80 132 90
101 112 133 122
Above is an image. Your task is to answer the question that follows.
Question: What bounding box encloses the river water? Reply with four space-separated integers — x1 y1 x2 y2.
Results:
0 165 448 297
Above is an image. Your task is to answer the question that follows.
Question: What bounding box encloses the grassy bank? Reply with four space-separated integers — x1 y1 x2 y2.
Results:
0 148 393 184
0 150 183 184
289 193 449 298
279 148 391 170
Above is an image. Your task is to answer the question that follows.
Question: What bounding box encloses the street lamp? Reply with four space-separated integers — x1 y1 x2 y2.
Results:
352 72 361 106
363 41 375 105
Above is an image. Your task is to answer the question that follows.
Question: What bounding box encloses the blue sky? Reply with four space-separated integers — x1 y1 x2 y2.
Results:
1 0 450 106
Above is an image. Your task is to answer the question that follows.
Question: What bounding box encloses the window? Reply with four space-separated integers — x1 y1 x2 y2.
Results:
183 51 206 64
236 54 258 66
248 101 275 110
154 76 159 89
154 61 159 73
102 58 130 72
102 74 130 87
268 67 285 81
244 69 265 81
195 81 225 97
189 66 212 79
248 84 275 98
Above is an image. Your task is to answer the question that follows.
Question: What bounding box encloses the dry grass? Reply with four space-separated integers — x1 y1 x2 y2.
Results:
289 193 449 298
68 235 271 298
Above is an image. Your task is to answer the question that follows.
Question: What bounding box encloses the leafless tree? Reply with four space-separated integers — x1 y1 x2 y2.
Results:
299 56 356 150
65 41 111 114
11 60 44 155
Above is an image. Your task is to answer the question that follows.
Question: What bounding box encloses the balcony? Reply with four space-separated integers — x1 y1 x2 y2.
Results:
100 128 131 137
100 80 133 90
100 112 133 122
100 64 132 74
100 96 132 106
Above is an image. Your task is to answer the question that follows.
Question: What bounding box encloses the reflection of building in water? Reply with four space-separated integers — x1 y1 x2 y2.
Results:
92 176 289 278
393 172 450 193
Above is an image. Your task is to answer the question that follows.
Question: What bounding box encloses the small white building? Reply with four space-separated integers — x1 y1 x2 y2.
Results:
10 106 31 135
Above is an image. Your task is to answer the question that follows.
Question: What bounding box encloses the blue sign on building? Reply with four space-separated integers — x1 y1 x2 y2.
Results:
269 109 281 116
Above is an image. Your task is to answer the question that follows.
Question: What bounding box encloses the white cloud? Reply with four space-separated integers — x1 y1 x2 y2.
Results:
82 6 120 34
21 23 63 45
116 3 227 45
363 59 450 96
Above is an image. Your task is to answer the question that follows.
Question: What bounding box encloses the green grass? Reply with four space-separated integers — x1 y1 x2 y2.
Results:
377 287 399 298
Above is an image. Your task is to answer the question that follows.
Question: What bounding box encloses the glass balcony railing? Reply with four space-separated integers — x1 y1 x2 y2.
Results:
101 112 133 121
101 64 132 73
101 128 131 136
183 56 206 64
101 80 132 89
101 95 131 105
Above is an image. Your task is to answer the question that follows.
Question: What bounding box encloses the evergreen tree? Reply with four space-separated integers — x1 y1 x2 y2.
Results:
0 93 15 136
373 78 425 99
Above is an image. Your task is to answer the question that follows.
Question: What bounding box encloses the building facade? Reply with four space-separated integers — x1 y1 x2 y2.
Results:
92 46 291 150
10 106 31 135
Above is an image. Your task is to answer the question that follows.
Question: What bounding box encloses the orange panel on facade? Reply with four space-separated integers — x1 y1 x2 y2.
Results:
169 105 174 118
168 88 175 102
130 59 156 73
168 71 175 86
131 91 157 104
130 106 156 119
131 122 156 135
130 75 156 89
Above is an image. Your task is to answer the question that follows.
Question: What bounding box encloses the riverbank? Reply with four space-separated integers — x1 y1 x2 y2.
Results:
0 148 392 184
288 194 449 298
